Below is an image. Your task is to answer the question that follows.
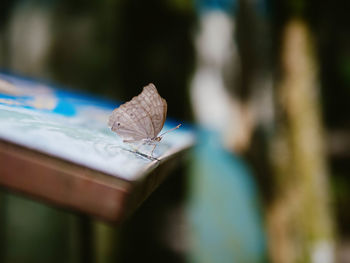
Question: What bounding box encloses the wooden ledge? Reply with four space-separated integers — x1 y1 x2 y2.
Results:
0 72 194 223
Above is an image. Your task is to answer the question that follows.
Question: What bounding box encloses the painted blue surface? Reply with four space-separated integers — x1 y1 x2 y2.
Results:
0 71 118 117
0 70 195 179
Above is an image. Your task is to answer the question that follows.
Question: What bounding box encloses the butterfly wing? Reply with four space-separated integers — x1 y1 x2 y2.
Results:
108 106 148 141
135 84 167 137
108 84 167 140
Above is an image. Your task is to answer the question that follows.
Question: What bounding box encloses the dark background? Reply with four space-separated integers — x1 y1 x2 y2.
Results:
0 0 349 262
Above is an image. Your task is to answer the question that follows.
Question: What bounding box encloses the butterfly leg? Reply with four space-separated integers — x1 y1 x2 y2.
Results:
150 144 157 157
123 139 143 153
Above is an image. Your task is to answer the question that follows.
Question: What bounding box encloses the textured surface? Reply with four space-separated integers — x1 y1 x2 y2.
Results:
0 73 194 181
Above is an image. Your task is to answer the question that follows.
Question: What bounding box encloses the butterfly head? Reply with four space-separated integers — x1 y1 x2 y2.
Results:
154 136 162 142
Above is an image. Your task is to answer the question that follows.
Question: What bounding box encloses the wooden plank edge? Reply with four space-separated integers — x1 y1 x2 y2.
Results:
0 139 131 223
0 139 193 224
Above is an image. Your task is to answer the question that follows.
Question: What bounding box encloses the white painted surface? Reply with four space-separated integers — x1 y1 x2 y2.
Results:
0 74 194 181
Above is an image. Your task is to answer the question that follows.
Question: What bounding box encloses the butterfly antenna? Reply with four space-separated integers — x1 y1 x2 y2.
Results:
159 124 181 138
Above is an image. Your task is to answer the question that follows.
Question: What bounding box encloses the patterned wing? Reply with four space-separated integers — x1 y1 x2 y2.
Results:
135 84 167 137
108 105 149 141
108 84 167 140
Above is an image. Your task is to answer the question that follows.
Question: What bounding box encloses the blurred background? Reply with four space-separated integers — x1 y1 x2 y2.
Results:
0 0 349 262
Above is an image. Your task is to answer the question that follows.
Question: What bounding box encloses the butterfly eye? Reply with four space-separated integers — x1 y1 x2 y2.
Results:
117 122 121 126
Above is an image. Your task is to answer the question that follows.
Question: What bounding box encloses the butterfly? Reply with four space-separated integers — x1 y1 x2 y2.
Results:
108 83 180 157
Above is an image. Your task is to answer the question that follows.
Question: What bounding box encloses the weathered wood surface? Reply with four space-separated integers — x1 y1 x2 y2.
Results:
0 72 194 223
